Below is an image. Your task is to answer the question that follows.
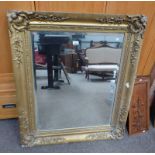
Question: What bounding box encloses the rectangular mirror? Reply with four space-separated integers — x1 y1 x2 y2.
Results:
8 11 147 147
32 31 124 130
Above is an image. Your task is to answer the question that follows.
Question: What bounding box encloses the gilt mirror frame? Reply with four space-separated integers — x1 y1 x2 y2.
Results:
7 11 147 147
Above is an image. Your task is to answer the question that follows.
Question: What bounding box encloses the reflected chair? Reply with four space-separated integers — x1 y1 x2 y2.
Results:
83 46 121 80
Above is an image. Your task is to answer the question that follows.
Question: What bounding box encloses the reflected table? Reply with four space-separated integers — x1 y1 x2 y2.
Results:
38 35 70 89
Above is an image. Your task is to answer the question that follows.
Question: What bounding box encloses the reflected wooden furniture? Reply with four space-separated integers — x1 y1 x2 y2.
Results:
61 52 77 73
127 76 150 135
84 47 121 79
85 47 121 64
85 64 119 80
38 35 70 89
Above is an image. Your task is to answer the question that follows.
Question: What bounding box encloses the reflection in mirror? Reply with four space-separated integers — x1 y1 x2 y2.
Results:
31 31 124 131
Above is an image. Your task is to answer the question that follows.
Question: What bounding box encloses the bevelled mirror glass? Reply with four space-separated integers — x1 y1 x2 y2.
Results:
8 11 147 147
32 31 124 130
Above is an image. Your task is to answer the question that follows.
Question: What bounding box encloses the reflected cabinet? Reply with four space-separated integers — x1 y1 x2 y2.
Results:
8 11 147 147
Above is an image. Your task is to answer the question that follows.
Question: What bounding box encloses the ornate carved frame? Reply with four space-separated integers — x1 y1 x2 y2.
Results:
7 11 147 147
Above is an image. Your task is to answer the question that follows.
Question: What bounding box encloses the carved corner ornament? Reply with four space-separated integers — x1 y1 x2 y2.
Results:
96 15 147 66
8 11 70 32
96 15 147 38
7 11 71 66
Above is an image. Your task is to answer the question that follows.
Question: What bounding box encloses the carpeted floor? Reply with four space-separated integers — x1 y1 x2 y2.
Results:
0 119 155 153
36 72 116 130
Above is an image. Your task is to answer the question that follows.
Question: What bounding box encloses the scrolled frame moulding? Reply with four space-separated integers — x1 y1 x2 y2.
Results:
7 11 147 147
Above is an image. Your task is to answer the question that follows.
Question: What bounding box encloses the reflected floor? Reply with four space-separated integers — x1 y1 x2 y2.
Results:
35 71 116 131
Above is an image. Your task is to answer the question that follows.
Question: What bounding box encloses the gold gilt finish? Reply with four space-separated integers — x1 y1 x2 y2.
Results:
7 11 147 147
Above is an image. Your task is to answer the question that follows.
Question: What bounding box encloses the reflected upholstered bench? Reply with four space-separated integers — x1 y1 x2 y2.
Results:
83 64 119 80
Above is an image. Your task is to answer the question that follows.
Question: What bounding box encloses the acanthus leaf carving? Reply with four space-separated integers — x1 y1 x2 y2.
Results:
111 125 125 140
130 36 141 66
119 104 128 123
22 131 37 147
30 13 70 22
11 34 24 66
127 15 147 38
33 136 66 146
8 11 70 32
96 15 147 38
85 132 110 141
8 11 32 32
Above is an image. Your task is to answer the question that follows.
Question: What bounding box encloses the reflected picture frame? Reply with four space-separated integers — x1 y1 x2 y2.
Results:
7 11 147 147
